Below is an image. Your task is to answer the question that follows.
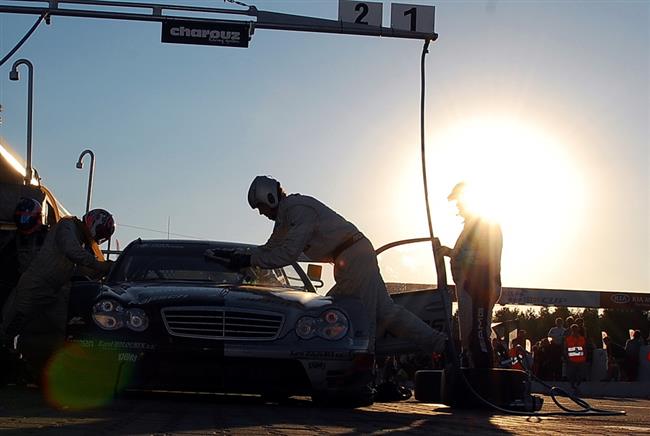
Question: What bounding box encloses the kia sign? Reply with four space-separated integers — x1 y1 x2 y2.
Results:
161 20 250 48
600 292 650 310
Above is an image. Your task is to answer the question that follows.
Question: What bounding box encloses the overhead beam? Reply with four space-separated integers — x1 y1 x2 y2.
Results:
0 0 437 41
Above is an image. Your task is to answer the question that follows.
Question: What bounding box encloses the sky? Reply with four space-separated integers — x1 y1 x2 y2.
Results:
0 0 647 293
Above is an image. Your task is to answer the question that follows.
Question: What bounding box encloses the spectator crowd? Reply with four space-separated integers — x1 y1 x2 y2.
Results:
491 315 648 391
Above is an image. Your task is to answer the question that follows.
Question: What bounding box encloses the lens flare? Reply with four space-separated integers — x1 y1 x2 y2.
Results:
43 342 135 410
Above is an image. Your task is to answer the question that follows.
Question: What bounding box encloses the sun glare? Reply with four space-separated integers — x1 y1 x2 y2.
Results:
430 116 586 259
387 115 586 283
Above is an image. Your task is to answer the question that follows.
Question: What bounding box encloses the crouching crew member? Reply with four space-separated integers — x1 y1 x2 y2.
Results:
0 209 115 381
209 176 447 354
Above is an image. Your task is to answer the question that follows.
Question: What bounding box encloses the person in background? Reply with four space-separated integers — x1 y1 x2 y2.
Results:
508 329 531 371
563 316 575 340
0 198 48 321
533 338 552 380
561 315 575 380
575 317 586 337
565 324 587 393
492 337 508 368
602 336 622 381
548 317 566 346
1 209 115 382
438 182 503 369
547 317 565 381
624 330 643 382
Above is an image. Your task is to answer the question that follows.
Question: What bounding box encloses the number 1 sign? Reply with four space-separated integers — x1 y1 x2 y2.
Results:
391 3 435 33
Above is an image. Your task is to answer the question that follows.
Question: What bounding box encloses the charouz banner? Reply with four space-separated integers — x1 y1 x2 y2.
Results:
161 20 250 48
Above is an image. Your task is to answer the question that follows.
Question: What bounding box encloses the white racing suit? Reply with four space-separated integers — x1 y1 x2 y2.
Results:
450 217 502 368
251 194 445 352
1 217 108 375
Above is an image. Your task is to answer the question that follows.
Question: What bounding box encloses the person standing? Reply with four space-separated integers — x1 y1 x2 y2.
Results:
565 324 587 393
1 209 115 381
547 317 566 380
208 176 447 354
438 182 503 368
624 330 643 381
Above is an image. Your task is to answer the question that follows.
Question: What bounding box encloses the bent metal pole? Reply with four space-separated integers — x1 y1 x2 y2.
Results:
76 149 95 214
9 58 34 185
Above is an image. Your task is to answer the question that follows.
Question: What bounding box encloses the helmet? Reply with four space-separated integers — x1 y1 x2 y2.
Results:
247 176 280 209
13 197 42 234
447 182 467 201
82 208 115 244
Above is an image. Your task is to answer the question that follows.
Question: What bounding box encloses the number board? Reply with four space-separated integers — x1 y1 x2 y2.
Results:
390 3 435 33
338 0 383 27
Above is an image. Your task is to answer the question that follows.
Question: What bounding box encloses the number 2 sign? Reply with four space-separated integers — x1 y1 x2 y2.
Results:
338 0 383 27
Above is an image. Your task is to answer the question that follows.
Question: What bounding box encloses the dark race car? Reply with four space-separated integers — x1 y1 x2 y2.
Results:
62 239 374 405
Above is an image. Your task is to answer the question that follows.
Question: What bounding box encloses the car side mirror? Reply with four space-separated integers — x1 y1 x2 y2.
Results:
307 264 322 281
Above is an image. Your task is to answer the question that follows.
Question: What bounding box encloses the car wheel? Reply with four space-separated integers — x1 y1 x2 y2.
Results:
414 370 443 403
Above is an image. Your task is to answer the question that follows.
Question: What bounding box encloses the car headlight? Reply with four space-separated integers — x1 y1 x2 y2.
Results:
92 299 124 330
92 300 149 332
296 316 317 339
295 309 349 341
126 308 149 332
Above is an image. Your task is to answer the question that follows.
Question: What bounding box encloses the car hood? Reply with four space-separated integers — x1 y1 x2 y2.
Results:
102 282 334 311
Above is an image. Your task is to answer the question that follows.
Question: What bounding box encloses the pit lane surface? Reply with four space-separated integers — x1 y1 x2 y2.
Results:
0 387 647 435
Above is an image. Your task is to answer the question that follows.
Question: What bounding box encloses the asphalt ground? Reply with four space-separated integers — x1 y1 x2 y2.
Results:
0 387 648 435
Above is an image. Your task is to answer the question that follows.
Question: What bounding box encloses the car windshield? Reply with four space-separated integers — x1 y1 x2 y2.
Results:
109 243 308 290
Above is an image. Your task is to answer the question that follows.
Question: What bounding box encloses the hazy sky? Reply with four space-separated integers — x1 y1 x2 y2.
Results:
0 0 647 293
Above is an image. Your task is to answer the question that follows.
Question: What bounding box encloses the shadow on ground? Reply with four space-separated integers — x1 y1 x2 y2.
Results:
0 386 512 435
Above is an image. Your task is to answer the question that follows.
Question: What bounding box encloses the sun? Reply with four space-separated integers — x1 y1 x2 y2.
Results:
429 116 586 257
387 115 586 272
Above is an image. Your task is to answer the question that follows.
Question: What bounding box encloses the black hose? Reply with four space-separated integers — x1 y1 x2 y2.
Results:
418 39 625 417
0 11 48 68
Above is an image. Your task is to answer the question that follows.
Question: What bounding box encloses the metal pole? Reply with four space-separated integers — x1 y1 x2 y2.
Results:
75 149 95 214
9 58 34 185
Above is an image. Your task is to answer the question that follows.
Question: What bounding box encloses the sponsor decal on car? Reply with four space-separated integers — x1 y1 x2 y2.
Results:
118 352 139 362
137 293 190 304
290 350 352 360
67 316 86 325
68 338 156 351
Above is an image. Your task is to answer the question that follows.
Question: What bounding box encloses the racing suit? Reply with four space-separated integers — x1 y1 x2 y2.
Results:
1 217 109 376
0 227 48 323
251 194 446 352
449 216 502 368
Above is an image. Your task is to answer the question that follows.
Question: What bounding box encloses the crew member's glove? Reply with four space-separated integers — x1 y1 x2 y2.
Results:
204 248 233 265
204 248 251 270
229 251 252 269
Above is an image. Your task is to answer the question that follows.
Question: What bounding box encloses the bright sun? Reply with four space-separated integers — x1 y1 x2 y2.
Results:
387 115 586 285
432 117 586 260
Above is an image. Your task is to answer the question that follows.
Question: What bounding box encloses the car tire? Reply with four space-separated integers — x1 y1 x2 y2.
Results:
414 370 443 403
